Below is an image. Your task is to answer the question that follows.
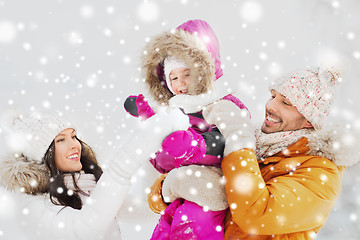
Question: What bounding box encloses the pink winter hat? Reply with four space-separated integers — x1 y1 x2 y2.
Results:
270 65 342 130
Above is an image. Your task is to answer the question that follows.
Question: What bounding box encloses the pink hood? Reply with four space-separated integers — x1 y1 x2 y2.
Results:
141 19 223 105
176 19 223 80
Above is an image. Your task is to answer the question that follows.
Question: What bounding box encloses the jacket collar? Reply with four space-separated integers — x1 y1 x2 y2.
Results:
261 123 360 168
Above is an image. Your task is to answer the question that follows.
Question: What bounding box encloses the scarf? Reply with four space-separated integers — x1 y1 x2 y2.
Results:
255 128 312 160
63 171 97 203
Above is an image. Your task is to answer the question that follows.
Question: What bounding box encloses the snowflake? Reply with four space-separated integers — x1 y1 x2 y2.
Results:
0 21 17 43
137 2 159 23
135 225 142 232
80 5 94 19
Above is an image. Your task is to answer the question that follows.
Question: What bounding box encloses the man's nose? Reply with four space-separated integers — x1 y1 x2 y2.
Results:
266 99 278 112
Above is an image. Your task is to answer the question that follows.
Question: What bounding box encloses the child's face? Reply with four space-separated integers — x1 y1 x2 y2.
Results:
169 68 191 95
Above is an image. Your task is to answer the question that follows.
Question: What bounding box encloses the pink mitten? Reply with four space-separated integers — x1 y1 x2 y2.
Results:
136 94 155 120
161 128 207 168
124 94 155 120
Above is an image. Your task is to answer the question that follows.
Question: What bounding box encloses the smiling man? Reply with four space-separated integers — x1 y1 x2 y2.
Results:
148 65 360 239
261 89 313 134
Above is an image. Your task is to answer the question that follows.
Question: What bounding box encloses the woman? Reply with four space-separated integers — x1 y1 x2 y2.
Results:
0 109 188 239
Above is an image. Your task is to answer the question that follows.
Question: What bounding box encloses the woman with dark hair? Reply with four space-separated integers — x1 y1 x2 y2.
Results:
43 132 103 210
0 109 189 239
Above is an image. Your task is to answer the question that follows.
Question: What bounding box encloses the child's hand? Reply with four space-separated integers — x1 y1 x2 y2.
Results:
161 128 206 167
123 94 155 120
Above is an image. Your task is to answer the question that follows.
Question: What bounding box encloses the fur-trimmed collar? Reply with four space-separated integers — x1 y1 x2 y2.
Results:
0 153 50 194
307 123 360 167
141 29 216 105
169 81 230 113
0 143 97 195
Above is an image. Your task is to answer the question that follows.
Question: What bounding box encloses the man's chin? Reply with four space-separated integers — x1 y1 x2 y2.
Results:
261 124 269 133
261 123 278 134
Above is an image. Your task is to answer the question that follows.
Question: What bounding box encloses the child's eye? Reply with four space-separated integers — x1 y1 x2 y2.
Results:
283 101 291 106
185 74 190 77
171 77 178 81
56 138 65 143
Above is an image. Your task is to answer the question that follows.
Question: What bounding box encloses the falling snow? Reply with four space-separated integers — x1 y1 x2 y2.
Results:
0 21 16 43
0 0 359 239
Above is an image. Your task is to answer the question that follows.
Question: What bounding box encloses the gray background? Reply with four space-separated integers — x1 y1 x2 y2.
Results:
0 0 359 239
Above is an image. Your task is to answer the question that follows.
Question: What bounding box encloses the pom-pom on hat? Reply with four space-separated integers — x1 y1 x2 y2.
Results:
270 65 343 130
11 111 74 163
164 56 189 94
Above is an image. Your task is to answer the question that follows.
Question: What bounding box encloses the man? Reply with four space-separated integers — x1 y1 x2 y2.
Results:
148 65 360 239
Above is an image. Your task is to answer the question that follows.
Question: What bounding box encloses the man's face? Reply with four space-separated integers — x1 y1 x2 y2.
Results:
261 90 313 133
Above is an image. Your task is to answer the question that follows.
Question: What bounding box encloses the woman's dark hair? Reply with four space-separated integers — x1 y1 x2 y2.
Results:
43 137 103 210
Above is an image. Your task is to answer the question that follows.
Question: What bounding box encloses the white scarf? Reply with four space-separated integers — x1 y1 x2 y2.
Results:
168 81 229 113
63 171 97 203
255 128 312 160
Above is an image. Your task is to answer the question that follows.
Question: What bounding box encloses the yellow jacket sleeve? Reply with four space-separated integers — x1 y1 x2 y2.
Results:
221 149 343 235
148 173 168 214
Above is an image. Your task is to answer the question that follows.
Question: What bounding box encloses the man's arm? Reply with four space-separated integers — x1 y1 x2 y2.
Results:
222 149 343 235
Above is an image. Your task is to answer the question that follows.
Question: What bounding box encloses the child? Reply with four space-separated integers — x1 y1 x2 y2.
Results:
0 110 187 239
124 19 250 239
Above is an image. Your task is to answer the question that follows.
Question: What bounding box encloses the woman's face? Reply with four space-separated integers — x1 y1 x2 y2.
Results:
54 128 82 172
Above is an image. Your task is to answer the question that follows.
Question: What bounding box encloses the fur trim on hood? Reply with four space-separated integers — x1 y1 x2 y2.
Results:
307 123 360 167
141 27 218 105
0 153 50 194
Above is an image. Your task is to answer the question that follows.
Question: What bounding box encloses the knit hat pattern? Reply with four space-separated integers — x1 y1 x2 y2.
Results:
12 111 73 163
270 66 342 130
164 56 189 94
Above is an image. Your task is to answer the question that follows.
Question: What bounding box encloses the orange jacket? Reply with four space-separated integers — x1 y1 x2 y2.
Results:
222 137 344 240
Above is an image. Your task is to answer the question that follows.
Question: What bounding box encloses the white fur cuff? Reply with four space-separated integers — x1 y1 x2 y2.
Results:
162 165 228 211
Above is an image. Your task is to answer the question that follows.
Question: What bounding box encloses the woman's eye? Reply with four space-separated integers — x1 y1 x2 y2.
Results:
185 74 190 77
284 101 291 106
56 138 64 143
72 135 77 139
171 77 178 81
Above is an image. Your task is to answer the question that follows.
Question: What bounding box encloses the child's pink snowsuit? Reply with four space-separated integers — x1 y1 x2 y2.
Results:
124 19 249 240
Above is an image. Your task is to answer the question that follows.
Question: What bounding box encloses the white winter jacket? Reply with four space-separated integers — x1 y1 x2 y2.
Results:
14 171 154 240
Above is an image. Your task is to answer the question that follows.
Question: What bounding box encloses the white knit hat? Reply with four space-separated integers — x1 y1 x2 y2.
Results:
270 65 342 130
164 56 188 94
12 111 74 163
